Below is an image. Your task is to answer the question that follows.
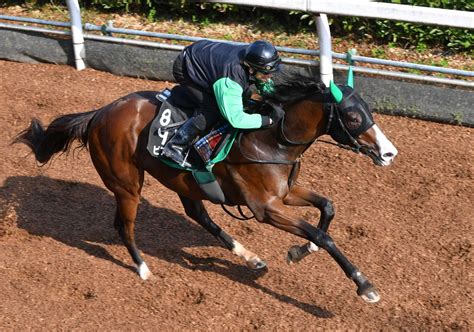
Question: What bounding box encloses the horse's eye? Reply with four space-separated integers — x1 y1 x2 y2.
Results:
344 111 362 130
347 114 357 122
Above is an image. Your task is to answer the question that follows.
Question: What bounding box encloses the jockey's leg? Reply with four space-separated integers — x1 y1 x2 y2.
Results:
162 84 220 168
162 116 203 168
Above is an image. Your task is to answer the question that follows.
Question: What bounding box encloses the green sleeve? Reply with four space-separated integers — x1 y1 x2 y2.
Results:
213 77 263 129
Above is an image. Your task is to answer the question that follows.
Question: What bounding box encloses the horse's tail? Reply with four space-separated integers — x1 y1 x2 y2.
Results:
13 110 98 164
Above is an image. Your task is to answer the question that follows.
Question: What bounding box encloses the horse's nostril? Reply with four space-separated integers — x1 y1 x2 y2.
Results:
383 152 394 158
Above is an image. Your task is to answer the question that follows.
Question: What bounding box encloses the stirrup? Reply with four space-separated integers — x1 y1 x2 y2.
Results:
162 145 191 168
179 149 192 168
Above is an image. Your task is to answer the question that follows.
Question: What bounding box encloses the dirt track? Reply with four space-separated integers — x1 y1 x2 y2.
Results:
0 60 472 330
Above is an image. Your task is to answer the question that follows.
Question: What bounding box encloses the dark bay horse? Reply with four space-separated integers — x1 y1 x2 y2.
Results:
14 69 397 303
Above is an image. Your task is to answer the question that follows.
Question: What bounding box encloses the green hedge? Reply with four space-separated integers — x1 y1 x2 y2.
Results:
7 0 473 52
332 0 473 51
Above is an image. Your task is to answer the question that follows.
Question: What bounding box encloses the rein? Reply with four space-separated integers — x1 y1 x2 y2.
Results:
233 100 324 165
220 204 254 221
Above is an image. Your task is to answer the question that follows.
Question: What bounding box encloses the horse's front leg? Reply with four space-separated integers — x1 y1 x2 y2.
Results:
283 185 334 264
284 185 335 232
260 198 380 303
179 195 267 271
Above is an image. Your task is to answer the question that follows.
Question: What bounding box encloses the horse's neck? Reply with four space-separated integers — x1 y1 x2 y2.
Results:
282 98 326 144
234 99 326 163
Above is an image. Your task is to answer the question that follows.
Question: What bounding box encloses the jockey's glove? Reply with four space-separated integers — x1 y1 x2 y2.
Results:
269 103 285 124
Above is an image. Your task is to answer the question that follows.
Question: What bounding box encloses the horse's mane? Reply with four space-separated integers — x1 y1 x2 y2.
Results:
265 65 326 103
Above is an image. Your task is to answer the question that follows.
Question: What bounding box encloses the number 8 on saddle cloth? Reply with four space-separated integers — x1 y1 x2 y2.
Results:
147 88 233 167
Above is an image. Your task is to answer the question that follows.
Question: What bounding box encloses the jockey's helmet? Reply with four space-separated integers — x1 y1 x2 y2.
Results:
243 40 281 74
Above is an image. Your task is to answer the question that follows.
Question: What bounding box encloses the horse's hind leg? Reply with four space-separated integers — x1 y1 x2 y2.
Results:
114 189 152 280
283 185 335 263
89 144 150 279
179 195 266 270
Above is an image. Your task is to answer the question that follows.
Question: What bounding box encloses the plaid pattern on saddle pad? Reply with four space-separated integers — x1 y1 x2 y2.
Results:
194 124 230 163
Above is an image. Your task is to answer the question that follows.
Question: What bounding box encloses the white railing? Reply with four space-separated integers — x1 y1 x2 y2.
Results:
205 0 474 29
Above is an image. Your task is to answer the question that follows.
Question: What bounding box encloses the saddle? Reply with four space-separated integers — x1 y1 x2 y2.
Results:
147 87 237 204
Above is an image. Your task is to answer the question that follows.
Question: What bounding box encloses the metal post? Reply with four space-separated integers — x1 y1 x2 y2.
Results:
66 0 86 70
315 14 333 86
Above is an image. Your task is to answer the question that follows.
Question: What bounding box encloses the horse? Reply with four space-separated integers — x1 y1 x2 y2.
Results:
14 67 397 304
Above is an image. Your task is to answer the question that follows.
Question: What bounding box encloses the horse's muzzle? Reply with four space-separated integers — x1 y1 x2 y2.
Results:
365 124 398 166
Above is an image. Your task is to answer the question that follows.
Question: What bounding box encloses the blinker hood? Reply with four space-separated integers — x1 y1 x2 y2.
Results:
327 66 375 140
328 90 375 143
338 87 375 137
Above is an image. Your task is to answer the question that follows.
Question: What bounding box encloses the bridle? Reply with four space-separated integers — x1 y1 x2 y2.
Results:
317 103 384 165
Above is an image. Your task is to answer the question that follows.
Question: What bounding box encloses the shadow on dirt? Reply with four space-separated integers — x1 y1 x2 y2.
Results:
1 175 333 318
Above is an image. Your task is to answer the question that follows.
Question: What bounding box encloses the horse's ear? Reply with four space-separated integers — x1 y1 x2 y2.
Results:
345 49 355 88
347 66 354 88
330 81 343 103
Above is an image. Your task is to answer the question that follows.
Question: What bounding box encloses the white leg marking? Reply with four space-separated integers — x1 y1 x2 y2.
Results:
232 240 266 270
372 124 398 166
137 262 152 280
307 242 320 253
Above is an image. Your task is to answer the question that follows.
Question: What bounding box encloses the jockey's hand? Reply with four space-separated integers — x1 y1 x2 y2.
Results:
244 98 263 114
269 103 285 124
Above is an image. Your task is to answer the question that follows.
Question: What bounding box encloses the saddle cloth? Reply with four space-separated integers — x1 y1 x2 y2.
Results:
147 88 236 169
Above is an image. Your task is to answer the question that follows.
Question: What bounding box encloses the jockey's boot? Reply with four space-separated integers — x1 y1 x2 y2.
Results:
162 118 202 168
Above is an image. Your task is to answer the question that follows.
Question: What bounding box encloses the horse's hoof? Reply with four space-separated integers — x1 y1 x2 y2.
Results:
250 262 268 277
360 290 380 303
357 282 380 303
247 258 267 271
137 262 152 280
287 251 296 265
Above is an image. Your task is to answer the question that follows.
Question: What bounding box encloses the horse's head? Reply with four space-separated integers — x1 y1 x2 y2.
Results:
328 70 398 166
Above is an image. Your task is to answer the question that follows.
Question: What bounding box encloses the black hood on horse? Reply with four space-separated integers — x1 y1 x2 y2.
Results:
261 67 374 147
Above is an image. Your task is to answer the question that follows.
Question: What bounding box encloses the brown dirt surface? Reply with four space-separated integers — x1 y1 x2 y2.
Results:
0 59 472 330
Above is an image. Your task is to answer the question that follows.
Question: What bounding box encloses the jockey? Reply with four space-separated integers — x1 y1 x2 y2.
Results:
162 39 282 167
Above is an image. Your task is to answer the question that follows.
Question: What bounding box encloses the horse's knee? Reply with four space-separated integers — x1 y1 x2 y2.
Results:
322 199 335 218
241 193 284 222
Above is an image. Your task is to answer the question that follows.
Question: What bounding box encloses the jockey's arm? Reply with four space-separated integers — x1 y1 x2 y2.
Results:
213 78 271 129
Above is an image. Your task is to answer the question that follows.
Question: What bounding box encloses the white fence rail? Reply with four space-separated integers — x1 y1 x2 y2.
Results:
205 0 474 29
203 0 473 86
